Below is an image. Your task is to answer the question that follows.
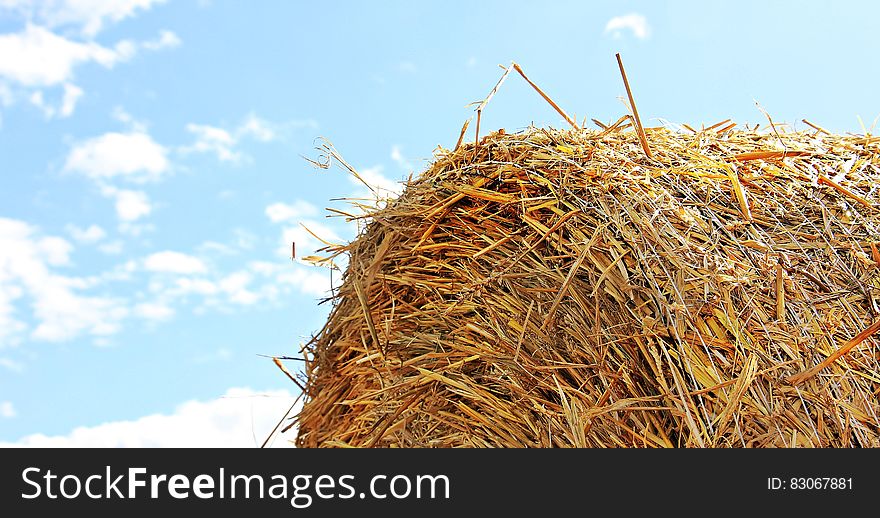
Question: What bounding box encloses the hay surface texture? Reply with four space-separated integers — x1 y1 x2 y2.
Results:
295 126 880 447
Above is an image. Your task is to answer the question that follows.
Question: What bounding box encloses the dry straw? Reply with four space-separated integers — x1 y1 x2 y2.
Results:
287 56 880 447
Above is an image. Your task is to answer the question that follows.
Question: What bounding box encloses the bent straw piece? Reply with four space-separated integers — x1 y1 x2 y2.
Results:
473 234 514 259
511 62 579 129
715 122 737 134
353 279 383 359
260 390 304 448
273 357 305 392
725 165 752 222
615 53 653 159
802 119 831 135
817 175 874 209
541 245 592 330
474 63 514 146
454 117 471 151
775 263 785 321
787 319 880 385
733 150 811 161
598 115 632 137
704 119 732 132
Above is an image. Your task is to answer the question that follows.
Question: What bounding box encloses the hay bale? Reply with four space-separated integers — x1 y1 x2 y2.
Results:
293 125 880 447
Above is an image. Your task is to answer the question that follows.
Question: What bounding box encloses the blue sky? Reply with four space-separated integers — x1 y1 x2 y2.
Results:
1 0 878 446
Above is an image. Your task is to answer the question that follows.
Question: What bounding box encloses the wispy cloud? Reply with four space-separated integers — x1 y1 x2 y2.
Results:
390 145 413 172
141 29 181 51
0 387 298 447
179 114 285 163
28 82 84 119
133 301 174 321
99 186 153 224
604 13 651 40
97 240 124 255
351 165 404 197
277 221 342 259
182 124 240 162
0 218 129 345
0 401 15 419
0 19 179 118
59 82 83 117
65 224 106 244
0 210 331 349
65 131 171 183
143 251 208 275
0 357 24 372
0 0 169 38
0 24 132 87
265 200 319 223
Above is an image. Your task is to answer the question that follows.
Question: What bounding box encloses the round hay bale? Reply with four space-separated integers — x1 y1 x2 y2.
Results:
293 126 880 447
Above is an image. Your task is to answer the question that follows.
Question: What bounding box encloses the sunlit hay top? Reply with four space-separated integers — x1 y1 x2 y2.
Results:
292 124 880 448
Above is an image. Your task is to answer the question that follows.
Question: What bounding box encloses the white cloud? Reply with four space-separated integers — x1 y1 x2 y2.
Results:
352 165 403 196
0 83 12 105
218 271 258 305
275 267 330 297
0 4 177 120
151 256 330 310
0 24 131 87
64 118 165 225
133 301 174 321
28 82 84 118
59 82 83 117
66 223 106 244
390 145 414 172
604 13 651 40
180 114 284 163
248 261 281 276
144 251 208 275
98 185 153 223
182 123 240 162
1 387 300 447
65 131 170 183
28 90 53 117
279 220 342 259
169 277 218 296
98 240 123 255
31 287 127 341
1 0 169 38
197 241 237 256
110 105 145 131
38 236 73 265
265 200 319 223
141 29 180 51
239 113 275 142
136 248 332 315
0 282 27 347
0 357 24 372
233 228 256 250
0 218 129 344
0 401 15 418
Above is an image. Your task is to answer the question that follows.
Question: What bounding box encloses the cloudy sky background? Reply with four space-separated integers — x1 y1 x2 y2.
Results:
1 0 878 447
